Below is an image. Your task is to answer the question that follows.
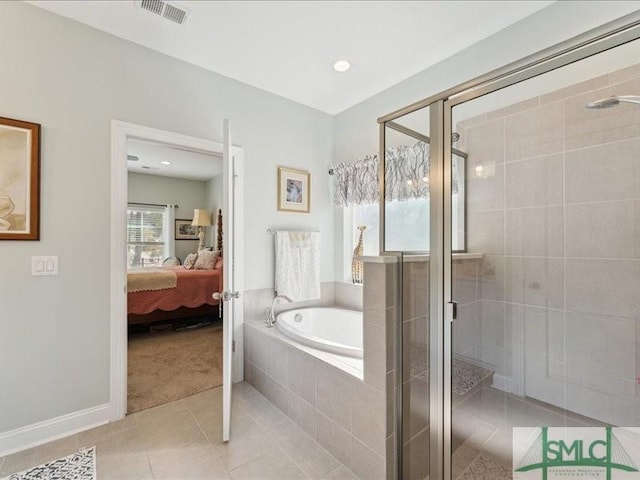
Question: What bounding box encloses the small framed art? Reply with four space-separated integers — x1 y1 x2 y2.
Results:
175 219 198 240
278 166 310 213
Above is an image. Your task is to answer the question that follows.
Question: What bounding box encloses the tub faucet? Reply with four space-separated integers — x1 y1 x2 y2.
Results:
267 294 293 327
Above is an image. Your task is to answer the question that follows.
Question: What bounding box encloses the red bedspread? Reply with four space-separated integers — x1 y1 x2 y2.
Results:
127 266 222 315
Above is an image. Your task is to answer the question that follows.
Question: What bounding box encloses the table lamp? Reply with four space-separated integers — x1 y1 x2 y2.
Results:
192 209 211 252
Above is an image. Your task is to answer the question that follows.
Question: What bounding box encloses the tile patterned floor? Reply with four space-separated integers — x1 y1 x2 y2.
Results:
451 385 601 480
0 382 605 480
0 383 354 480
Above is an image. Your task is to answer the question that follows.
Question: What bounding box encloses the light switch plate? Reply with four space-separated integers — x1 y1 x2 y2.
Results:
31 256 59 276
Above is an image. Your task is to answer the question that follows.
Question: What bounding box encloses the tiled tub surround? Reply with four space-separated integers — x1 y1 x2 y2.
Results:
244 264 389 480
455 62 640 426
244 321 387 479
243 281 363 320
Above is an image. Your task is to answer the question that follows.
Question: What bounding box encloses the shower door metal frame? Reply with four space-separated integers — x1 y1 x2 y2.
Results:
379 10 640 480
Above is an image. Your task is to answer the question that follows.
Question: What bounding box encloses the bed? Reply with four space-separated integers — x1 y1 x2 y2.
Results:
127 209 224 326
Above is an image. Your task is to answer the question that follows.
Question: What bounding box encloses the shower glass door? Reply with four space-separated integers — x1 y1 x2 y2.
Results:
448 34 640 479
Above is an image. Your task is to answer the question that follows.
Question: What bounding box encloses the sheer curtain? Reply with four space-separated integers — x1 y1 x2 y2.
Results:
165 204 176 257
331 141 460 208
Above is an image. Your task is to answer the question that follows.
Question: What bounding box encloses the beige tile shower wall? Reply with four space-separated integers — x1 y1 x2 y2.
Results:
383 256 479 479
400 260 429 480
460 63 640 423
453 259 482 362
362 261 396 480
399 257 481 479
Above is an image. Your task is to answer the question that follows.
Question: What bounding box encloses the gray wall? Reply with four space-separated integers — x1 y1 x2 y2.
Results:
127 172 207 260
0 2 333 433
332 0 640 277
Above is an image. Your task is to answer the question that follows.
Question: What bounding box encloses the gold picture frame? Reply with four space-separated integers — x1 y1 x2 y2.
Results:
0 116 41 241
278 166 310 213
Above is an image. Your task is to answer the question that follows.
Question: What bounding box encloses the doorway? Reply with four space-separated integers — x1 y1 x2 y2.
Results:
125 139 224 413
109 122 244 432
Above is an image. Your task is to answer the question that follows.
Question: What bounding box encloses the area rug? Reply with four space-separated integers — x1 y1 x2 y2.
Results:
0 447 96 480
128 324 223 413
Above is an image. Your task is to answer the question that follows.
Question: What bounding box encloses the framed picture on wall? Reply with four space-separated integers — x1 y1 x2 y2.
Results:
278 166 310 213
175 219 198 240
0 116 41 240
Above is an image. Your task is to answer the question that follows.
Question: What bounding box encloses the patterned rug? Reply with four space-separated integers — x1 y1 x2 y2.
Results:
456 454 512 480
0 447 96 480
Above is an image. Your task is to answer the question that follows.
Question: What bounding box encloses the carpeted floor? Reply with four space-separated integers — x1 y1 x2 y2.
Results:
127 324 223 413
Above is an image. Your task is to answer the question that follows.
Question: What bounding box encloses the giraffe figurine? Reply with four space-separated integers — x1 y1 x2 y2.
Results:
352 225 367 284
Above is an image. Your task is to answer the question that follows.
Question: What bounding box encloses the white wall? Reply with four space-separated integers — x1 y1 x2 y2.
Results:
0 1 333 435
204 174 224 249
127 172 207 261
332 1 640 276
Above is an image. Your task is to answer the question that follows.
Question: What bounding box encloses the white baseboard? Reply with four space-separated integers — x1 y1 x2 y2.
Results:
492 374 513 394
0 404 110 457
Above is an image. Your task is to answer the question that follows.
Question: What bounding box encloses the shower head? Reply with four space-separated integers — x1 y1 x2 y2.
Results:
586 95 640 109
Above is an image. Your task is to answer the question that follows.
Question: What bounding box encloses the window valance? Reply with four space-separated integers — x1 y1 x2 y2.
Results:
331 141 461 207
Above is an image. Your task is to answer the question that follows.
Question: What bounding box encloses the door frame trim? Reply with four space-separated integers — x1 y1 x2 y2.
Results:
109 120 244 421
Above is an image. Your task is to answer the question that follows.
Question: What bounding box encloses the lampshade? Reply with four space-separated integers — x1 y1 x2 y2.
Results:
192 209 211 227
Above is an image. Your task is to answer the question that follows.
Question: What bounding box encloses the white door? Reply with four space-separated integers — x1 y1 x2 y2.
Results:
221 118 240 442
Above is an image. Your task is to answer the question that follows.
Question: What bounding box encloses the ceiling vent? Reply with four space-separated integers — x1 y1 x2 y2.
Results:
138 0 188 25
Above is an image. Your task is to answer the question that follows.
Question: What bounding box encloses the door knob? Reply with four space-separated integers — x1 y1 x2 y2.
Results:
213 291 241 301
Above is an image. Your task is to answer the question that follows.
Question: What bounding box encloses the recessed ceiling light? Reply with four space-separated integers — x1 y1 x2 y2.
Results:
160 161 171 166
333 60 351 73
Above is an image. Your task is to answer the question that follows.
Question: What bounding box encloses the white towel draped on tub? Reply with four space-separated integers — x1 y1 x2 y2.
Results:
275 231 321 302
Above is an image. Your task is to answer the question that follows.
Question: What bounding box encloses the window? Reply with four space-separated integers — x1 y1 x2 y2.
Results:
127 204 169 268
348 153 466 257
351 195 459 254
335 144 466 281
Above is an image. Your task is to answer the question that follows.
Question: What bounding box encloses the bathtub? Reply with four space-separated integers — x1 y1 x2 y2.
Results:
276 307 363 358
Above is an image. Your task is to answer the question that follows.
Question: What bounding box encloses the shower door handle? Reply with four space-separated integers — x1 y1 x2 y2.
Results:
446 301 457 323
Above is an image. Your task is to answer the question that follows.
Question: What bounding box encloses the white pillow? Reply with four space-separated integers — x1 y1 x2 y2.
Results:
194 250 218 270
184 253 198 270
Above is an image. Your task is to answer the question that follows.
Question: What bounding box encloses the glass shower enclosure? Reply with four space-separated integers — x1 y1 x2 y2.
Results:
379 13 640 480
